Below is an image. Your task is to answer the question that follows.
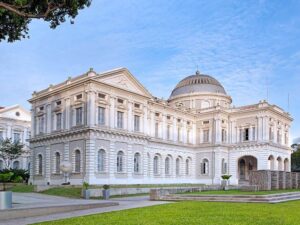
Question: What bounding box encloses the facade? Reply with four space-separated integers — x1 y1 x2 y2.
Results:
0 105 31 170
28 68 293 186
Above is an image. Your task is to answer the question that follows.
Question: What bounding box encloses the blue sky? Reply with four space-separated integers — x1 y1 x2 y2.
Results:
0 0 299 141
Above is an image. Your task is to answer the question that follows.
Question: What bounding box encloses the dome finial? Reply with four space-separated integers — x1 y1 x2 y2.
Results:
196 65 200 75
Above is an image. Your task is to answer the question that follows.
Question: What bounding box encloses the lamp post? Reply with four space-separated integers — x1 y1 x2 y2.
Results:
60 161 72 185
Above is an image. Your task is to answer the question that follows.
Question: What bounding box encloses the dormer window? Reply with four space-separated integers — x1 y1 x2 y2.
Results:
167 115 171 120
98 93 106 99
187 121 190 125
117 98 124 104
56 101 61 106
177 119 181 123
134 103 140 108
39 106 44 111
76 94 82 100
203 120 209 125
155 112 160 117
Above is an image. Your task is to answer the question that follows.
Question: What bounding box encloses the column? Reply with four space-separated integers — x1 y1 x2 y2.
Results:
257 116 263 141
46 104 51 133
173 117 177 142
143 106 148 135
263 116 269 141
150 111 155 137
65 98 71 129
31 108 35 138
87 91 96 127
183 120 187 143
85 139 95 183
162 114 167 140
109 96 115 128
45 145 51 184
128 101 133 132
215 118 221 144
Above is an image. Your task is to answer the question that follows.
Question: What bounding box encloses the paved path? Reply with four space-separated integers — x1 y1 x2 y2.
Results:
1 193 170 225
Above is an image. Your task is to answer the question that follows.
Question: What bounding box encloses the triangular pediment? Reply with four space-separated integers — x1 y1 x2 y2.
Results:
0 105 31 121
95 68 152 98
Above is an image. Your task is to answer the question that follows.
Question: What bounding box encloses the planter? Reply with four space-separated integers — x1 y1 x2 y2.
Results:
102 189 110 200
0 191 12 210
82 189 90 199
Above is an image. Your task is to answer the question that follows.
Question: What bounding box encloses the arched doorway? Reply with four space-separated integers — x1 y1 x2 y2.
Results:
238 156 257 183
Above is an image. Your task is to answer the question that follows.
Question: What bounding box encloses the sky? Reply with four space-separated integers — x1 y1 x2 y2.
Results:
0 0 300 141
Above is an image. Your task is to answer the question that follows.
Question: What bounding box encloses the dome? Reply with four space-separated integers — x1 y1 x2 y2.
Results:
169 71 227 99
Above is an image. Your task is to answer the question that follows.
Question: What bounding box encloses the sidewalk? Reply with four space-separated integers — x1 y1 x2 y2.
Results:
0 193 170 225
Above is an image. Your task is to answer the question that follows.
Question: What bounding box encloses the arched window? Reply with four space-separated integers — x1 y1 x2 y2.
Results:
117 151 124 172
55 152 60 174
153 156 159 175
165 157 170 175
13 161 20 169
186 159 190 175
268 155 275 170
0 160 3 170
38 154 43 175
176 158 180 176
201 159 209 175
134 152 141 173
75 150 81 173
277 157 283 171
221 158 227 174
98 149 105 172
284 158 289 171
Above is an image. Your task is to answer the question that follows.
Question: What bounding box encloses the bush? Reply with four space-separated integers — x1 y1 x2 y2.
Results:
83 182 89 190
103 184 110 190
0 169 29 183
221 175 232 180
13 175 23 183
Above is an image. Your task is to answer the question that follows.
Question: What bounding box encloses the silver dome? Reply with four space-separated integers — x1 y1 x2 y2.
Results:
169 71 227 99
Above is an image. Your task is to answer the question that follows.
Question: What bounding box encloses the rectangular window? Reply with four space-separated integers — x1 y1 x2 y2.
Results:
76 94 82 100
13 132 21 142
285 132 288 145
222 129 226 142
155 122 159 138
117 98 124 104
98 107 105 125
56 101 61 106
0 131 3 141
38 116 44 134
134 103 140 108
252 127 256 141
203 130 209 143
243 128 249 141
98 93 106 99
75 107 83 126
187 130 190 143
117 111 124 128
167 125 171 140
134 115 140 132
56 113 62 130
177 127 181 142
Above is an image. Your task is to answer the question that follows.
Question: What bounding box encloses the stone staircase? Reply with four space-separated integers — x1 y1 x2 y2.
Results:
164 192 300 203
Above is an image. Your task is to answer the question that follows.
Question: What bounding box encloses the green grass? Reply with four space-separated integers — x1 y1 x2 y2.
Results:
34 200 300 225
181 189 300 195
41 187 83 198
9 184 34 193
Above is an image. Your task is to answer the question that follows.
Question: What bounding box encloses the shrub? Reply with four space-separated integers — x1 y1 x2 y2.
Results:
83 182 89 190
221 175 232 180
103 184 110 190
0 172 14 191
0 169 29 183
13 175 23 183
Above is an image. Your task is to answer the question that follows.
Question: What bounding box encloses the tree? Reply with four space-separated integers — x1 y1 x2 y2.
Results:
0 138 25 169
0 0 92 42
291 144 300 172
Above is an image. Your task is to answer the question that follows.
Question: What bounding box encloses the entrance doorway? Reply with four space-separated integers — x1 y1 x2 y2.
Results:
238 156 257 183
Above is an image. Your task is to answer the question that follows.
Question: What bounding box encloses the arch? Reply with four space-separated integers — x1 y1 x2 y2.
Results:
134 152 141 173
0 159 4 170
153 154 161 175
74 149 81 173
268 155 275 170
221 158 227 174
176 158 180 176
38 154 43 175
98 149 106 172
238 155 257 182
277 157 283 171
201 158 209 175
55 152 61 174
185 158 190 175
117 151 124 173
13 160 20 169
284 158 289 171
165 156 171 175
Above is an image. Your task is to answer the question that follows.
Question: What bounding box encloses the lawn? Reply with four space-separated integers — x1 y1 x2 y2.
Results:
34 200 300 225
41 187 83 198
181 189 300 195
8 184 34 192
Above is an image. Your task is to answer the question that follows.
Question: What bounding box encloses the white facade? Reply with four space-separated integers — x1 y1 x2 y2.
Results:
28 68 293 185
0 105 31 170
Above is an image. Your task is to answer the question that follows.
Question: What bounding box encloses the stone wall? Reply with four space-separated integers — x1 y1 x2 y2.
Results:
249 170 300 191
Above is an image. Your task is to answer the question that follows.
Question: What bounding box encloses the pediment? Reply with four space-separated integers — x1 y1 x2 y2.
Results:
0 105 31 122
95 68 152 98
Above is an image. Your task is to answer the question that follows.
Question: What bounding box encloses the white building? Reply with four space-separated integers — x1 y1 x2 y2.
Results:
28 68 293 185
0 105 31 170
